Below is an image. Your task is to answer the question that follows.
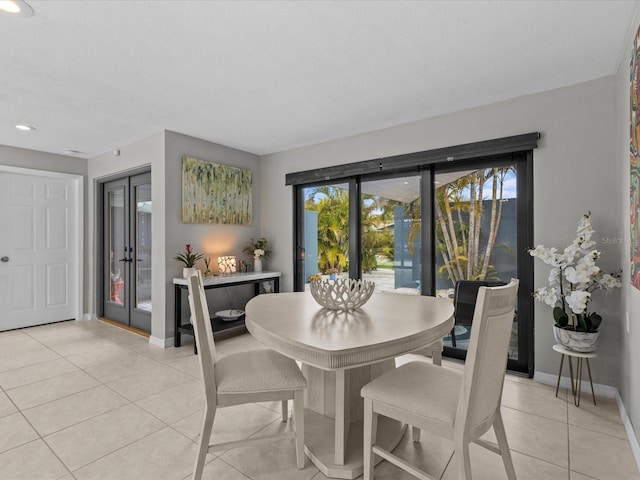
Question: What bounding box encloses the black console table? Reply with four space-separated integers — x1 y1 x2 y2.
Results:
173 271 281 348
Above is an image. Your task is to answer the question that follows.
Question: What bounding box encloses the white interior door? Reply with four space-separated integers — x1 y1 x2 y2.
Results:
0 171 79 330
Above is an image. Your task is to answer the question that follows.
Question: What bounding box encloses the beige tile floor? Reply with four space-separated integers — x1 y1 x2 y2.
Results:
0 319 638 480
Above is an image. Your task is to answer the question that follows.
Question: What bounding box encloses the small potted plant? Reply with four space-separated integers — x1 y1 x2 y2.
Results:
175 243 204 278
529 212 622 352
243 237 271 272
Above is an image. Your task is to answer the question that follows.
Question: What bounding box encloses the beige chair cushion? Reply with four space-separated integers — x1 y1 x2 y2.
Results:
361 361 462 426
216 349 307 395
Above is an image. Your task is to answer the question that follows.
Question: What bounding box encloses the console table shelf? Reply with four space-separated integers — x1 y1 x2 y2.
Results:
173 271 281 349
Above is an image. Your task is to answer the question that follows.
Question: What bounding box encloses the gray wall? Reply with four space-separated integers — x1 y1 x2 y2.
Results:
616 5 640 448
87 132 166 339
163 131 261 338
260 76 621 386
0 145 87 176
86 130 261 343
0 145 89 309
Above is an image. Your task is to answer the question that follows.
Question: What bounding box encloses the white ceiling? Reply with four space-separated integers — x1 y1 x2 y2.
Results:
0 0 636 159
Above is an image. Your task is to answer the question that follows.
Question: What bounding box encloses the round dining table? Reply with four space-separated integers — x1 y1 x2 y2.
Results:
245 291 454 479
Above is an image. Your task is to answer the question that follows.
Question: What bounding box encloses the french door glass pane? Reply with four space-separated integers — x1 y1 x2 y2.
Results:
435 166 519 359
361 176 421 292
135 183 152 312
108 188 125 306
302 183 349 290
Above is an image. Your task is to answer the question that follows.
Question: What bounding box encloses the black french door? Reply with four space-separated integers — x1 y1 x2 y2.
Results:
102 172 152 332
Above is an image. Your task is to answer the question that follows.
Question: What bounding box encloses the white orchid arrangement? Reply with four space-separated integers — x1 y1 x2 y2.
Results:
243 237 271 260
529 212 622 332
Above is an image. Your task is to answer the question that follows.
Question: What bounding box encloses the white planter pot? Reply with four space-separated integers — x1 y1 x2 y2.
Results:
553 325 599 353
254 258 263 272
183 267 196 278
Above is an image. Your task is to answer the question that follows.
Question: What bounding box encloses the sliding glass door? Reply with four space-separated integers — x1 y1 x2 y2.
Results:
298 182 351 289
293 152 533 374
360 174 422 293
434 161 522 363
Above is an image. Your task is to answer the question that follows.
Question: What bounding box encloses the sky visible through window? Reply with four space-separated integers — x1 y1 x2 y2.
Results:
304 169 516 208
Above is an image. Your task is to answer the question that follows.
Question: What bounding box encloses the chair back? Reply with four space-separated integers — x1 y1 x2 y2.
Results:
453 280 505 326
187 271 218 403
457 279 519 433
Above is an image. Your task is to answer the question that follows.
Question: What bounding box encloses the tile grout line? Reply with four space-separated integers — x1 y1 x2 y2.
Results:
567 389 571 478
97 366 194 405
569 421 631 441
17 379 126 422
500 401 571 427
3 325 637 479
217 415 314 480
0 360 82 392
0 379 77 479
1 324 212 478
0 352 66 376
10 322 148 377
63 343 213 475
437 450 455 479
42 340 201 477
40 327 200 439
30 333 184 478
218 456 256 480
64 425 172 476
7 327 153 441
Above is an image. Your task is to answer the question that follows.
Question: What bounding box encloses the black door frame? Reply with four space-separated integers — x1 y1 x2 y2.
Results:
433 153 534 374
97 168 152 332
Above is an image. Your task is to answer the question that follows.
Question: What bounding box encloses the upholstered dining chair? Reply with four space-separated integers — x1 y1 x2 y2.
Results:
186 272 307 480
450 280 505 347
361 279 519 480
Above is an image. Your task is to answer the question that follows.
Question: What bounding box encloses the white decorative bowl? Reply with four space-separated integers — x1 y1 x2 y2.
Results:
309 278 375 310
215 309 245 322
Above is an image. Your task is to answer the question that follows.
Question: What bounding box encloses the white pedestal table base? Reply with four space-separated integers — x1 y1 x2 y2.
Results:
301 359 404 479
304 410 405 479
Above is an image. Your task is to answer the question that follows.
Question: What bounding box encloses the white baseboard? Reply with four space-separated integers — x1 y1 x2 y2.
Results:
533 371 617 398
534 371 640 472
149 336 174 348
81 313 98 321
615 390 640 472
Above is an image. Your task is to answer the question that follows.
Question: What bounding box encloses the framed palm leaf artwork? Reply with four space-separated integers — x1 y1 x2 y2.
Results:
181 156 252 225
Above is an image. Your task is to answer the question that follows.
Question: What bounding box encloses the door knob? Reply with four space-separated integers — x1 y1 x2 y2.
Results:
1 256 8 263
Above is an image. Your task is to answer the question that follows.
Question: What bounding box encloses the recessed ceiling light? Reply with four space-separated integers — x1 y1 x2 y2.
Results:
0 0 33 16
65 150 81 155
15 124 35 131
403 181 409 185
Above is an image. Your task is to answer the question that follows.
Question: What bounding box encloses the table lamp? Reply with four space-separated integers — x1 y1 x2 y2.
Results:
218 255 237 274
